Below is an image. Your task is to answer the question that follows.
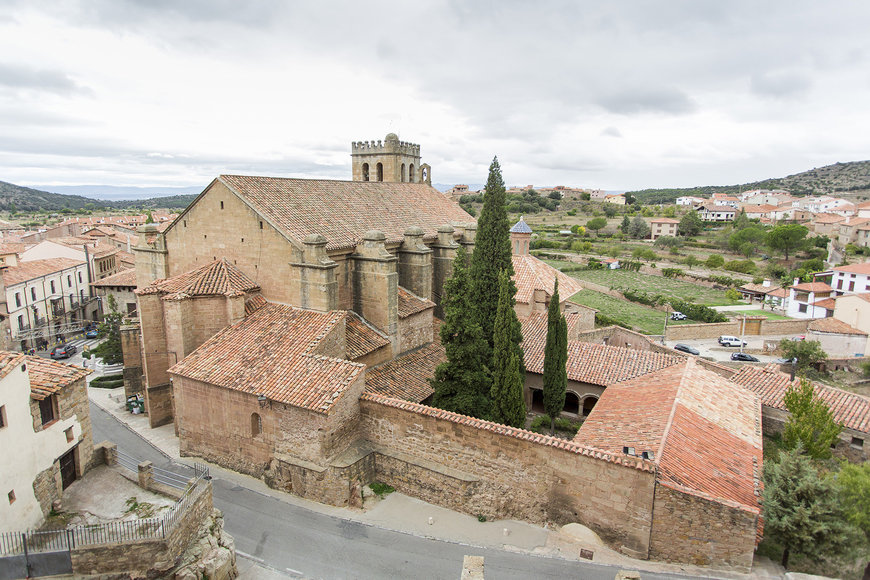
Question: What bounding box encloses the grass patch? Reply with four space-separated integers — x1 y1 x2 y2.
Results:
369 482 395 498
569 289 670 334
529 415 582 436
90 373 124 389
548 262 733 306
730 309 791 320
124 496 156 518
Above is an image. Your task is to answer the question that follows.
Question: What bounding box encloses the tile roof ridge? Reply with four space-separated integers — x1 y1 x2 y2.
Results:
656 359 690 462
302 309 348 355
345 310 391 340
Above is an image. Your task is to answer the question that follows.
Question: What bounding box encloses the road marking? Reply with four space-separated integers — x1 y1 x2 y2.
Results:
286 568 304 575
235 550 265 565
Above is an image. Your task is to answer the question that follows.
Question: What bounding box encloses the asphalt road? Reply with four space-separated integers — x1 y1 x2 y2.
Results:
90 402 696 580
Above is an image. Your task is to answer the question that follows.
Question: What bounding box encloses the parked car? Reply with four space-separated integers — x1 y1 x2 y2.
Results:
788 335 806 341
775 357 798 364
85 328 99 339
731 352 759 362
50 344 78 359
718 335 747 347
673 343 700 355
670 311 688 321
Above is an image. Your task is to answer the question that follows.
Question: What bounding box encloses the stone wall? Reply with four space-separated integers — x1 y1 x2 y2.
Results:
397 309 434 355
762 406 869 462
358 394 657 556
649 483 758 572
665 318 809 341
120 323 143 398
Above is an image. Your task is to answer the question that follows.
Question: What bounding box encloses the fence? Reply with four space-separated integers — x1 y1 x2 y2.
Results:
0 453 210 557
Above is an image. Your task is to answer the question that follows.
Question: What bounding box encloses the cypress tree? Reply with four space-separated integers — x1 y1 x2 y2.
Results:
542 277 568 434
490 269 526 427
470 157 515 353
430 247 491 418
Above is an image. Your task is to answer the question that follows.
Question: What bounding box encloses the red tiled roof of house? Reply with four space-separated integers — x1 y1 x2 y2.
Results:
790 282 833 292
169 303 364 414
244 294 267 315
0 243 26 254
740 282 781 294
365 338 444 403
137 258 259 299
519 310 586 346
575 360 762 512
213 176 473 252
346 313 390 361
730 364 870 433
25 355 91 400
84 226 118 237
832 262 870 275
812 297 837 310
650 218 679 224
0 351 25 380
91 268 137 288
524 338 682 386
512 255 584 305
1 258 85 286
766 287 789 298
54 236 95 248
745 204 778 213
361 392 655 472
814 213 847 223
397 287 436 318
808 317 867 336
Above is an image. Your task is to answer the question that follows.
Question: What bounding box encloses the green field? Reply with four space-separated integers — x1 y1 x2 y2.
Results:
730 309 791 320
547 261 733 306
569 289 681 335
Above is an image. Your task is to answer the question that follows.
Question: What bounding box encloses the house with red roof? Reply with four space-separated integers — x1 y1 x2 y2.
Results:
786 280 833 318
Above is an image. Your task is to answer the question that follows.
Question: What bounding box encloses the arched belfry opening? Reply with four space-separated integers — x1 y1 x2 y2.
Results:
362 163 369 181
376 163 384 182
351 134 426 183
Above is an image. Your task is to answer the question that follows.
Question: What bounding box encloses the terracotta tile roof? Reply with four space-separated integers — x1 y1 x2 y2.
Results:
137 258 259 299
54 236 95 247
84 226 118 237
812 297 837 310
575 360 762 512
0 351 25 380
650 218 679 224
397 287 436 318
1 258 85 286
25 355 91 400
512 255 584 305
790 282 833 292
814 213 847 223
244 294 267 315
91 268 136 288
361 391 655 472
519 310 585 345
745 204 778 213
365 338 444 403
808 317 867 335
92 244 118 259
0 243 26 254
346 312 390 361
766 287 789 298
523 337 682 386
832 262 870 275
730 364 870 433
215 176 473 252
169 303 364 414
740 282 781 294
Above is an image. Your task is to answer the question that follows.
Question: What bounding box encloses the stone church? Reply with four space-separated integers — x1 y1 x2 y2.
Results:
125 135 764 571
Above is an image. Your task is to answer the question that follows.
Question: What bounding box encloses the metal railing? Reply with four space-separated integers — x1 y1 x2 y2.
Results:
0 454 210 556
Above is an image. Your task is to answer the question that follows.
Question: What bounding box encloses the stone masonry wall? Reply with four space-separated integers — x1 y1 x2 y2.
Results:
665 318 809 341
397 309 433 355
649 483 758 572
359 395 657 556
762 406 869 462
120 323 143 398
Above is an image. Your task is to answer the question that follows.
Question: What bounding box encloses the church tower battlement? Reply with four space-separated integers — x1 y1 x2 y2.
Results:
352 133 431 185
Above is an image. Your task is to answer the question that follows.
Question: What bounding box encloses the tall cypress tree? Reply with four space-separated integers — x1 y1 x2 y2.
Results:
543 278 567 434
470 157 515 353
430 247 491 418
490 269 526 427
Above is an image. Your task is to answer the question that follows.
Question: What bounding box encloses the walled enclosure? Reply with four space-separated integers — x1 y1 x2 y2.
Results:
664 318 809 341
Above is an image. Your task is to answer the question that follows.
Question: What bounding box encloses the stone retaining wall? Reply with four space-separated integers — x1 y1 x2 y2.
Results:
665 318 809 341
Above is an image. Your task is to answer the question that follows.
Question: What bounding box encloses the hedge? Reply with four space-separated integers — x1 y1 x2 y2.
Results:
90 373 124 389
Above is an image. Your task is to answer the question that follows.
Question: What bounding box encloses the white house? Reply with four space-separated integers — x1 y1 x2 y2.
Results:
827 262 870 295
676 196 705 206
0 352 93 531
787 281 834 319
698 204 736 222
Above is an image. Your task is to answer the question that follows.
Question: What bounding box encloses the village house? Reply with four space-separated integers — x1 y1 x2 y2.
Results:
648 218 678 240
91 268 138 316
603 193 625 205
812 213 847 237
0 352 94 531
836 217 870 247
675 195 705 206
786 280 834 319
697 204 735 222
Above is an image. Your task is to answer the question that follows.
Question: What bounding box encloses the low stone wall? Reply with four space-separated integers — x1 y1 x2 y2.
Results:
649 483 758 572
665 318 809 341
70 479 214 577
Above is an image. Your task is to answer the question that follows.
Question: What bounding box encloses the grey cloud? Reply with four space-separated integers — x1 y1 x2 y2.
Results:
596 88 695 115
0 63 90 95
750 70 812 99
601 127 622 138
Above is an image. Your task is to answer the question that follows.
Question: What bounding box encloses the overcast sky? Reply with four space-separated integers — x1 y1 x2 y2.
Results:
2 1 869 192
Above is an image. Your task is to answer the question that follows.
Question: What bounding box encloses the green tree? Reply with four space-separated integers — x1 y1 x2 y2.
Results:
678 210 703 237
766 223 809 261
586 217 607 235
782 378 842 460
430 247 491 418
779 339 828 375
632 247 658 261
628 215 650 239
603 204 618 218
653 235 682 249
705 254 724 268
542 278 567 434
619 215 630 234
490 270 526 427
762 445 856 568
92 294 123 365
837 462 870 543
732 208 751 230
145 210 155 224
470 157 514 355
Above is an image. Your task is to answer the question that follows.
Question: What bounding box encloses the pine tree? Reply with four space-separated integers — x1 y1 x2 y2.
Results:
470 157 515 353
542 278 567 434
762 445 856 568
620 214 631 234
430 247 491 418
782 379 842 460
490 270 526 427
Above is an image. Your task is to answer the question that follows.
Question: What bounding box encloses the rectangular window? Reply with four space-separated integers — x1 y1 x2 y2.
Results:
799 304 808 313
852 437 864 449
30 287 36 301
78 272 82 283
17 315 24 330
849 281 855 291
67 275 72 287
0 404 6 428
838 280 843 290
50 281 56 294
39 396 56 426
64 426 74 443
14 293 20 308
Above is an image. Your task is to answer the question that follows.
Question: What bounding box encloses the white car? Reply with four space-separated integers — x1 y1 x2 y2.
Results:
718 335 747 347
670 311 688 321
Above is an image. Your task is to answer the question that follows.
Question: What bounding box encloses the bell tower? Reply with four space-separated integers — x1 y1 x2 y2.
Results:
351 133 430 184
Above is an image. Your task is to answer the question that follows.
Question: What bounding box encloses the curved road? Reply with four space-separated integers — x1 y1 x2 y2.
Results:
91 402 693 580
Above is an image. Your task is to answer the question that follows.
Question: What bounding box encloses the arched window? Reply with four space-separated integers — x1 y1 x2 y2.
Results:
421 166 428 182
251 412 262 436
563 392 580 414
582 396 598 417
362 163 369 181
401 163 406 182
409 164 415 182
531 389 545 413
376 163 384 182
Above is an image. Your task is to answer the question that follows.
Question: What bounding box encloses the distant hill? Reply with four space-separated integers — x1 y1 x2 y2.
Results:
30 184 203 201
628 160 870 205
0 180 196 212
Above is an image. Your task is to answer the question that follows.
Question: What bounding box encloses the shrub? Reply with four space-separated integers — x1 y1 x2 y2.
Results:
566 209 577 216
661 267 684 279
705 254 725 268
369 482 395 498
90 374 125 389
669 299 728 323
529 415 582 435
724 259 756 274
595 312 632 329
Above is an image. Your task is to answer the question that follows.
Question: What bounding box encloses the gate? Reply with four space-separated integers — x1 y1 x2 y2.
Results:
0 530 72 579
60 448 77 490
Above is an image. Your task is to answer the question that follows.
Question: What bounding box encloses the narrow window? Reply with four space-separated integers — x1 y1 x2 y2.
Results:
14 293 20 308
17 315 24 330
7 490 14 504
376 163 383 182
64 426 74 443
220 201 224 210
78 272 82 283
0 404 6 428
251 412 262 436
39 396 56 426
259 221 263 230
50 281 56 294
401 163 406 182
409 164 415 182
67 275 72 287
30 287 36 301
362 163 369 181
183 220 187 227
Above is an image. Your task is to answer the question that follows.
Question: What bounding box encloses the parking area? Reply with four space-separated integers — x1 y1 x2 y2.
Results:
666 334 802 364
